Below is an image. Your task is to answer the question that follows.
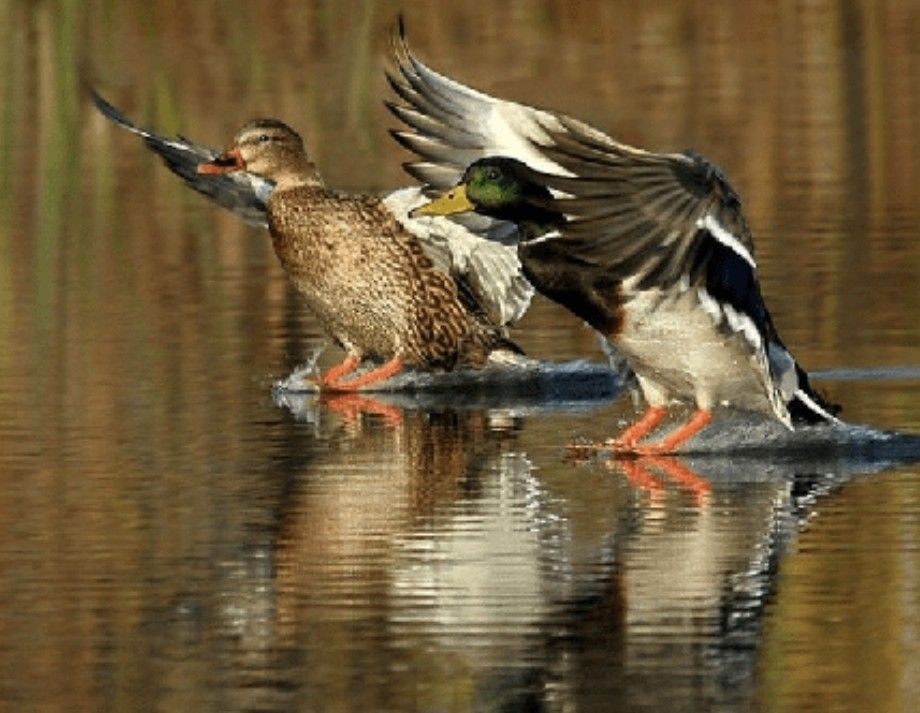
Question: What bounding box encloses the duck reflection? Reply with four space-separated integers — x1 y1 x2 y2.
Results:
207 393 920 712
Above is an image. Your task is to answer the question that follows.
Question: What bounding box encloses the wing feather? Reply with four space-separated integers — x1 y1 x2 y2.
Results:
89 88 272 227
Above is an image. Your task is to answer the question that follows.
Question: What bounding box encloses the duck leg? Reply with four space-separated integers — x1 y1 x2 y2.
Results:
612 406 668 449
320 354 361 386
633 410 712 455
325 357 404 391
566 405 667 456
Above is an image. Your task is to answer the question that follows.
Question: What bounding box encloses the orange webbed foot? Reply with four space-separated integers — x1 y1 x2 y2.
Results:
320 354 361 387
324 357 404 392
631 410 713 455
566 406 668 457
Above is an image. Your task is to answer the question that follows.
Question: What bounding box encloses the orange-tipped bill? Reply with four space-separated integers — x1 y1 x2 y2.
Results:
197 146 245 174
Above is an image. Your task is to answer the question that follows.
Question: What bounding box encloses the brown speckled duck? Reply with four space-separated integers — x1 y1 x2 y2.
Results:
197 119 523 389
89 92 534 391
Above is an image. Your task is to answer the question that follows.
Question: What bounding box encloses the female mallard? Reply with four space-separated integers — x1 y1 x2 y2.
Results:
391 32 840 453
90 91 533 390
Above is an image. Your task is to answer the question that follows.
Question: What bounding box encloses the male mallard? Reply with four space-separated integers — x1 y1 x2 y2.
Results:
90 91 534 389
392 33 840 452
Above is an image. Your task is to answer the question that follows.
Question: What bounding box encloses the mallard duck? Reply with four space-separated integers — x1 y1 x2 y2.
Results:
90 90 534 389
392 31 840 453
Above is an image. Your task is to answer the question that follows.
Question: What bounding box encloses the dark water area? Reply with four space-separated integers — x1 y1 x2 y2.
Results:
1 1 918 711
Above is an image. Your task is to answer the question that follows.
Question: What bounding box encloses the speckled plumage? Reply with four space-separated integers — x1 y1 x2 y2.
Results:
88 91 531 386
268 184 509 370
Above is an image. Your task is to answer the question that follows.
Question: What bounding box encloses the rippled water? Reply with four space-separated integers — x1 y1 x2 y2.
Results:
1 1 919 711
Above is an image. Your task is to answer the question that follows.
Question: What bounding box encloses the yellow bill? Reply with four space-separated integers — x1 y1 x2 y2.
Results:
411 184 474 217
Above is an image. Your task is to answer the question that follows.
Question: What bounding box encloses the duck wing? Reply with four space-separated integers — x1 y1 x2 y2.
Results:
89 88 273 228
383 187 533 326
532 120 839 424
387 23 608 245
537 119 756 295
387 27 578 185
90 87 533 328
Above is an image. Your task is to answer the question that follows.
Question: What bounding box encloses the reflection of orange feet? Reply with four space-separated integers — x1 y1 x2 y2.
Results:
603 455 710 507
325 357 404 392
616 458 665 498
642 455 711 505
322 393 403 427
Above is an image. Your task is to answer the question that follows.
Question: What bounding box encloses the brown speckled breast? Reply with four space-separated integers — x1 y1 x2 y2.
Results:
267 186 505 369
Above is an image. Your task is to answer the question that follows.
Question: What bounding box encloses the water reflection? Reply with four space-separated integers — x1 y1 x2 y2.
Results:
203 396 914 711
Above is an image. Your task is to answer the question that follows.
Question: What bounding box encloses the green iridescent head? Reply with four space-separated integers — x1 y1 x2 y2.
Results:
412 157 554 220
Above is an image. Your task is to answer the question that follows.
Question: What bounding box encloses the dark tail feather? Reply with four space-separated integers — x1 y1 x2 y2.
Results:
493 335 525 356
789 364 842 425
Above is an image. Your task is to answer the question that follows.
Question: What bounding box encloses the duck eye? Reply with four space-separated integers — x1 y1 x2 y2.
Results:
485 168 499 180
258 134 271 143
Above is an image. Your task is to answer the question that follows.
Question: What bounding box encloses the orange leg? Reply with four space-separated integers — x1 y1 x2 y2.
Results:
634 409 713 455
320 354 361 386
567 406 667 455
613 406 668 448
325 357 404 392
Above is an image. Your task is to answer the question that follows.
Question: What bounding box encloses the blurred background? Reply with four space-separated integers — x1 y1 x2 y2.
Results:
0 1 918 711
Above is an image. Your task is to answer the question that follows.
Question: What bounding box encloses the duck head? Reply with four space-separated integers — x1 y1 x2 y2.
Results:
411 157 563 238
198 119 319 188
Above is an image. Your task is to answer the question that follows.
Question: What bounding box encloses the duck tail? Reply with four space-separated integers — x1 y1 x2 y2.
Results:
493 334 525 357
462 326 525 368
788 364 842 425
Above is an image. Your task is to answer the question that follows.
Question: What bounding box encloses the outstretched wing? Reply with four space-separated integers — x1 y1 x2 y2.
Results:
531 121 840 423
387 21 605 243
89 89 273 227
387 25 578 188
536 117 756 296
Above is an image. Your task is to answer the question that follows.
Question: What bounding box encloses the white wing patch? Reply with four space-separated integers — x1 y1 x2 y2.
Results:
722 304 763 349
696 288 762 350
696 288 723 323
697 214 756 269
520 229 562 246
395 48 576 177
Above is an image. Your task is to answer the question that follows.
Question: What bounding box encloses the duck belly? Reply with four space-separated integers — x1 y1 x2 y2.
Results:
300 274 410 359
270 197 476 368
616 289 776 415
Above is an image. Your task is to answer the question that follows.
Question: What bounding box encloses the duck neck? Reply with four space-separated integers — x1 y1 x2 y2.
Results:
273 158 324 192
498 204 565 242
